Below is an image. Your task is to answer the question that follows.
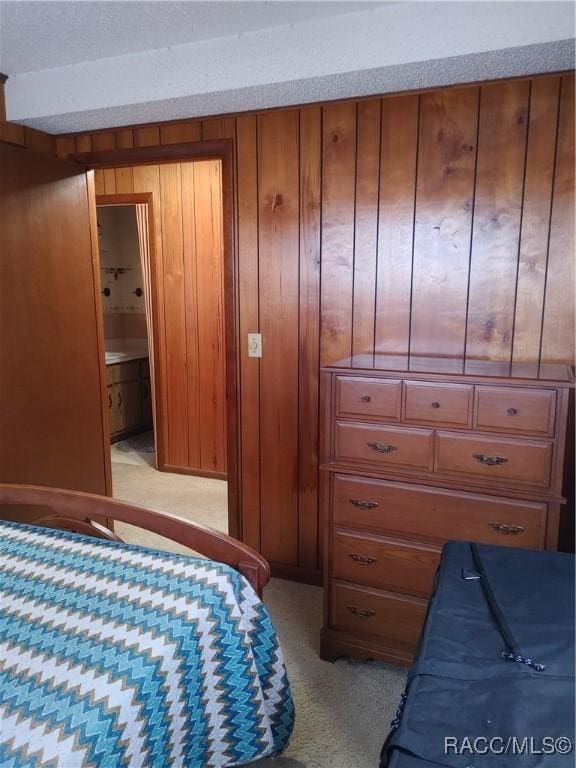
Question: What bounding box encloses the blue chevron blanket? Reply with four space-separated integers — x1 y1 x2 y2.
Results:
0 520 294 768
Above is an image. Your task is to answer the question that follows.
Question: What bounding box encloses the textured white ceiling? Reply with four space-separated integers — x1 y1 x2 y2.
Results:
0 0 386 74
1 1 574 134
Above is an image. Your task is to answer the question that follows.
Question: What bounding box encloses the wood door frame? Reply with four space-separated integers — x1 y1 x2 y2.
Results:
71 141 240 539
95 192 165 471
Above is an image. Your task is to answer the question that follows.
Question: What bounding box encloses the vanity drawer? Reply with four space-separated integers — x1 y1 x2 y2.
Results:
330 581 427 653
475 386 556 436
404 381 473 427
332 474 547 547
106 360 141 385
333 530 440 597
334 423 433 471
435 432 553 488
336 377 401 421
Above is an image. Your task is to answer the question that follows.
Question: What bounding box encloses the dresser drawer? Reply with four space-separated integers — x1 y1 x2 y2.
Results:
435 432 553 488
336 377 401 421
475 386 556 436
330 581 427 653
404 381 473 427
332 474 547 547
334 422 433 471
333 530 440 597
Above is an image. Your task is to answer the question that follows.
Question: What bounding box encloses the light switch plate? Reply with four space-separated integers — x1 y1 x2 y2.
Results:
248 333 262 358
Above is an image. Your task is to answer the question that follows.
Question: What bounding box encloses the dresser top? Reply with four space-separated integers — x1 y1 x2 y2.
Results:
323 354 574 385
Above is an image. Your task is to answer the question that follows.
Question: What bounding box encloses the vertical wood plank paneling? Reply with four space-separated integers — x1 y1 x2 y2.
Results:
135 126 161 147
112 161 226 477
410 87 478 362
258 110 300 564
194 160 227 473
103 168 116 194
352 100 381 359
320 102 357 365
55 136 76 160
298 106 322 569
24 127 56 157
50 74 575 578
114 167 134 193
91 132 116 152
94 169 105 196
201 118 236 140
541 74 575 363
161 121 202 145
466 81 530 361
75 134 92 153
236 115 261 550
159 163 189 466
180 163 201 469
512 78 560 364
132 164 169 462
116 129 134 149
375 95 419 359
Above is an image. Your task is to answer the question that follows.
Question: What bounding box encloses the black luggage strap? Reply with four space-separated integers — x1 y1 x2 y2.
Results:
469 543 545 672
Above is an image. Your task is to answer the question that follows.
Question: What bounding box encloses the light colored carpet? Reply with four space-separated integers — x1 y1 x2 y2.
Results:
111 438 407 768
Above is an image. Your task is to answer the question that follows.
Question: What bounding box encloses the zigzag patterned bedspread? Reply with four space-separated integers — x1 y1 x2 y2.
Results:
0 520 294 768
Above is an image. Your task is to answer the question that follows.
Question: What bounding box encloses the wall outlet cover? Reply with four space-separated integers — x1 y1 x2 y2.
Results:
248 333 262 358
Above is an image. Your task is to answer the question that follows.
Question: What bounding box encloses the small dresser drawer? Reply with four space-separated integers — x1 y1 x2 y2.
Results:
333 530 440 597
330 581 427 654
332 474 547 547
336 377 401 421
475 386 556 436
435 432 553 488
404 381 473 427
334 423 433 471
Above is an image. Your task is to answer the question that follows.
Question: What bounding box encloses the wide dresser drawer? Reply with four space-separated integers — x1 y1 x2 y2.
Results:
334 422 433 471
330 581 427 656
332 474 547 547
435 432 553 488
332 530 440 597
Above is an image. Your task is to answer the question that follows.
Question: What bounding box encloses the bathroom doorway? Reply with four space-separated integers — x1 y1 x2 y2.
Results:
96 199 157 466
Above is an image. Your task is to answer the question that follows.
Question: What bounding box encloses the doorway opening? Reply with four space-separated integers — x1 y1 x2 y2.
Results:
93 156 231 539
96 200 156 461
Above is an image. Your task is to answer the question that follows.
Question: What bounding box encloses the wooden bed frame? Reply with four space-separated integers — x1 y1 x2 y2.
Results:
0 484 270 596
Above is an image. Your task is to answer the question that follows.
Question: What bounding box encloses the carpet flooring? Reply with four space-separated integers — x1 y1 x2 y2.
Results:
111 436 407 768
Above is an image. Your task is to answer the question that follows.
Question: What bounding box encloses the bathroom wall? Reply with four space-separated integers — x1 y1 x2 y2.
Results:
97 205 147 341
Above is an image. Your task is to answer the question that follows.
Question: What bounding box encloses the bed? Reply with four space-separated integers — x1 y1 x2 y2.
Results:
0 483 294 768
380 541 575 768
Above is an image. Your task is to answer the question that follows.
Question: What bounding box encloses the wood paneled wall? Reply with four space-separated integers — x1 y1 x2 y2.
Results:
52 72 574 580
95 160 226 477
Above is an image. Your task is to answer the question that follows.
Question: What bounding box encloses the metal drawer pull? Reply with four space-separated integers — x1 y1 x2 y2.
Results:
348 553 377 565
508 407 518 416
431 401 440 409
361 395 371 402
367 441 398 454
472 453 508 466
349 498 379 510
347 605 375 618
489 522 525 535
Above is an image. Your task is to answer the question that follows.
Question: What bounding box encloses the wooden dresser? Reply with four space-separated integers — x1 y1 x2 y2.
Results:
319 356 574 666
